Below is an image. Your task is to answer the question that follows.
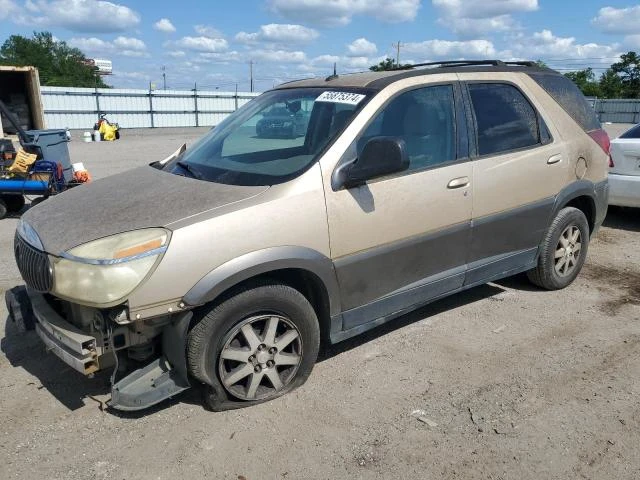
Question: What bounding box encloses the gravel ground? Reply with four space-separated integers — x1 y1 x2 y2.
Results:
1 125 639 480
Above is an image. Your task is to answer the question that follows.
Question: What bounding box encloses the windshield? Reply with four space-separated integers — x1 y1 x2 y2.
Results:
164 87 372 186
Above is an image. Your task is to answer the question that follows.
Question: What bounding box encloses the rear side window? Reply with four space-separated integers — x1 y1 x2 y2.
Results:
620 124 640 139
528 73 601 132
468 83 541 156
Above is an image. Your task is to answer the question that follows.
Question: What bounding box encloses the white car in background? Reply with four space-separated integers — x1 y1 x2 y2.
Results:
610 124 640 207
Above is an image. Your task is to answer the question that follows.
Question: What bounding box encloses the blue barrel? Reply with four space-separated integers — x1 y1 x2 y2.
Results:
0 179 50 194
23 130 72 182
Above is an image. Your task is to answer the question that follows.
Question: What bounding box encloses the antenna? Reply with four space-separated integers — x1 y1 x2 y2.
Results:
325 63 339 81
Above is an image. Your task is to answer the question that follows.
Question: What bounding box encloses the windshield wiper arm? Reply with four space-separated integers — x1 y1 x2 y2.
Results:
175 161 202 179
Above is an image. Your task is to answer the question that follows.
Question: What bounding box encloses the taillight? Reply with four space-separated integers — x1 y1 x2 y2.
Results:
588 129 614 167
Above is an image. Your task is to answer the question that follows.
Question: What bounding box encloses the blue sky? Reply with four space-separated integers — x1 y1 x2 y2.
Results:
0 0 638 91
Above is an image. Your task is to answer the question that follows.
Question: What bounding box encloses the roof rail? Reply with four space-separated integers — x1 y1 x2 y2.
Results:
394 59 541 71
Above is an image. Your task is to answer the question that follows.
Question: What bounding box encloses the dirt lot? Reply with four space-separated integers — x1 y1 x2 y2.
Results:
1 126 639 480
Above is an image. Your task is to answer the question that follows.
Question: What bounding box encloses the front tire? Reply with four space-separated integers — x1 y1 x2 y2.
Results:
187 281 320 411
527 207 590 290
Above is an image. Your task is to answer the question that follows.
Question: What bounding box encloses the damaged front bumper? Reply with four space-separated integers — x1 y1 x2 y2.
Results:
30 289 100 375
22 287 192 411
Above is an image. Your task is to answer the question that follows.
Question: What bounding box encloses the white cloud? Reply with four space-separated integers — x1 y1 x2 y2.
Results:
154 18 176 33
195 51 243 63
433 0 537 37
403 39 496 59
311 54 341 66
251 49 307 63
17 0 140 33
268 0 420 27
194 25 224 38
344 56 370 69
346 38 377 57
505 30 620 65
439 14 517 37
69 36 148 58
433 0 537 19
69 36 112 53
113 36 146 51
624 35 640 49
173 36 228 53
167 50 186 58
0 0 18 20
592 6 640 35
235 24 319 45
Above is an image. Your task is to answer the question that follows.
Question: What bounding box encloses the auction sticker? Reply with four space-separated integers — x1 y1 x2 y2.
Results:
316 91 366 105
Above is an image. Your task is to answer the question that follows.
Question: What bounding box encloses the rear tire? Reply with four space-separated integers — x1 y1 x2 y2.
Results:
527 207 589 290
0 199 6 220
187 281 320 411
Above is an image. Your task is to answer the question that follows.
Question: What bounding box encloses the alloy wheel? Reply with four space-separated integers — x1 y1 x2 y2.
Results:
218 314 303 401
554 225 582 277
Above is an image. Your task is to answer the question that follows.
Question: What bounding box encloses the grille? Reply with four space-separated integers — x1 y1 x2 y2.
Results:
14 234 53 292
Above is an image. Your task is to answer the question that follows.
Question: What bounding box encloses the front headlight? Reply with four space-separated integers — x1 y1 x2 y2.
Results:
52 228 170 306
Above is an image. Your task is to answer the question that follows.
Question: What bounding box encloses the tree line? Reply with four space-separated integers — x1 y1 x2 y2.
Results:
0 31 108 88
562 52 640 99
371 53 640 99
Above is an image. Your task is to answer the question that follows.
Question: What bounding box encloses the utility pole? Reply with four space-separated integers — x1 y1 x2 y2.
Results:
249 60 254 92
392 41 404 66
162 65 166 90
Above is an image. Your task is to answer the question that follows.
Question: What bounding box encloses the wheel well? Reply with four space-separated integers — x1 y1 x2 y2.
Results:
564 195 595 233
199 268 332 344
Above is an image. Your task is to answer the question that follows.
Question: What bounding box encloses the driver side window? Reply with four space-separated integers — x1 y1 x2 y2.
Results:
358 85 457 172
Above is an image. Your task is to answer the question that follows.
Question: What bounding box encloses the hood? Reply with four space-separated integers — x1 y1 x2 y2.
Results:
22 166 268 255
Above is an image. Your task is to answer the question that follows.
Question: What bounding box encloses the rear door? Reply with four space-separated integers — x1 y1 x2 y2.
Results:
460 77 567 285
322 82 473 330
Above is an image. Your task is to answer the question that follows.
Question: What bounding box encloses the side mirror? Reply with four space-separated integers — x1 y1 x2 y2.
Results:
338 137 409 189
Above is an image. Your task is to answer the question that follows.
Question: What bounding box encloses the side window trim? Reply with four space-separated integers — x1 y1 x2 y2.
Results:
462 80 554 159
331 81 466 190
453 82 470 160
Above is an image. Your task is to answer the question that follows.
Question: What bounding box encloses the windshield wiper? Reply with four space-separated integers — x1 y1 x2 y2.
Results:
175 161 203 179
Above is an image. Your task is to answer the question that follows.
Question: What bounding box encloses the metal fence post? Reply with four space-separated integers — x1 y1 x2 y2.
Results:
149 82 155 128
234 84 239 111
194 82 199 127
95 86 100 120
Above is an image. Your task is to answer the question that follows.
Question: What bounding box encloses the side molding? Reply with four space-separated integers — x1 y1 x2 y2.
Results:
182 246 342 317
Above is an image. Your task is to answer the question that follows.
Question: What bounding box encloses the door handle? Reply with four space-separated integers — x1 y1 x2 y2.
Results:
447 177 470 189
547 154 562 165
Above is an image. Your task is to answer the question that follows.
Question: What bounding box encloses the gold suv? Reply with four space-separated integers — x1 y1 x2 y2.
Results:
9 60 609 411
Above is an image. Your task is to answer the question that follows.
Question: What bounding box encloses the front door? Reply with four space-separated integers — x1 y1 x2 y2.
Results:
322 83 473 330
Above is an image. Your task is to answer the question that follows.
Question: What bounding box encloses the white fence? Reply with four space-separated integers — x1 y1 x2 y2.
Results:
40 86 261 130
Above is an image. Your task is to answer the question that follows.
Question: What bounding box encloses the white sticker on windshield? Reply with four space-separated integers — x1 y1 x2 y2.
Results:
316 91 366 105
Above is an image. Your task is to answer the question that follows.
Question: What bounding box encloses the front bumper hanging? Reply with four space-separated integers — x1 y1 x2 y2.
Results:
19 288 192 411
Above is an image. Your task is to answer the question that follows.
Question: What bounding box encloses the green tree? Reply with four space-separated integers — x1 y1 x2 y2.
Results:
610 51 640 98
0 31 108 87
369 57 411 71
564 68 602 97
599 69 624 98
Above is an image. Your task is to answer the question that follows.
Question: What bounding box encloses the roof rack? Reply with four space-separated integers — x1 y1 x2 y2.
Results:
394 59 541 71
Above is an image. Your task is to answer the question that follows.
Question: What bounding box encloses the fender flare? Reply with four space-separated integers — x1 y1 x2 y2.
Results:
550 180 597 223
182 246 342 317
